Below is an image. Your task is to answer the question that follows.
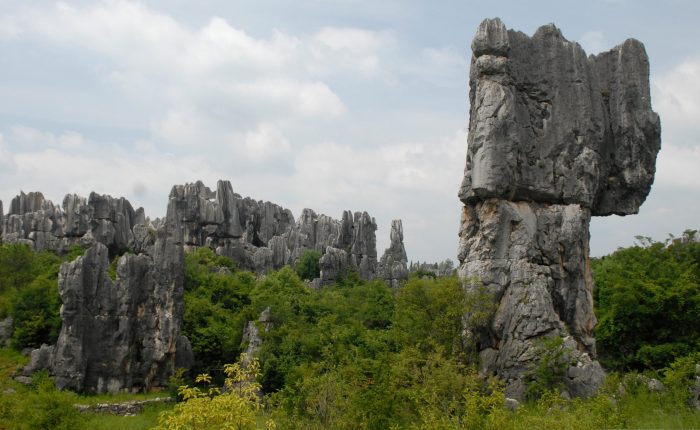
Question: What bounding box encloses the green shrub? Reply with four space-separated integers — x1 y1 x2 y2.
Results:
295 250 321 281
10 274 62 349
17 372 84 430
525 337 569 400
592 239 700 371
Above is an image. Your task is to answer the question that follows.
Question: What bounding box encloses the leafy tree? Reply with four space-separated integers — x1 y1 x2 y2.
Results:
156 356 275 430
592 239 700 370
392 276 471 357
295 250 321 281
0 243 71 349
181 249 254 375
10 274 61 349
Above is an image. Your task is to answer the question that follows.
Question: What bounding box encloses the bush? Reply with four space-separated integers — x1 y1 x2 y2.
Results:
295 250 321 281
10 274 62 349
592 239 700 371
14 372 83 430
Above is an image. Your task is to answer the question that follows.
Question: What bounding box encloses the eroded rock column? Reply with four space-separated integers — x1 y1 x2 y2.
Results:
458 18 661 398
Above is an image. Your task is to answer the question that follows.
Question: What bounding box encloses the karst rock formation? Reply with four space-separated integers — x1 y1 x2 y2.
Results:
20 193 192 393
3 179 394 392
164 180 379 283
458 18 661 398
377 219 409 288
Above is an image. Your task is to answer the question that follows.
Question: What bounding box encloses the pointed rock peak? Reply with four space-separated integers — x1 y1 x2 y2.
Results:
532 22 565 40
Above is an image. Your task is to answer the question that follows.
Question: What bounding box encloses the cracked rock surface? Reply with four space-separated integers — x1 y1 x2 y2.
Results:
378 220 408 288
165 180 378 283
458 18 660 399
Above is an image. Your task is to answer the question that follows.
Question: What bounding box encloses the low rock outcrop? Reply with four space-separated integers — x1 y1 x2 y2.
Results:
458 18 660 399
377 220 408 288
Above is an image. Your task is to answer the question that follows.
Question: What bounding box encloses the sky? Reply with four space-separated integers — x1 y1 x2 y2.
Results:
0 0 699 263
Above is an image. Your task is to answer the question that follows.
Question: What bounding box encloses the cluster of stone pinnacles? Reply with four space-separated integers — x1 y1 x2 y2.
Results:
1 180 408 393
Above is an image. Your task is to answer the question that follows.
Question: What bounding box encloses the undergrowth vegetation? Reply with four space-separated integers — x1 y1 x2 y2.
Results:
0 237 698 429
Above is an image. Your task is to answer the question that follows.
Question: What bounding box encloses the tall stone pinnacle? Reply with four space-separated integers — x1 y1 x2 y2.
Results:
458 18 660 398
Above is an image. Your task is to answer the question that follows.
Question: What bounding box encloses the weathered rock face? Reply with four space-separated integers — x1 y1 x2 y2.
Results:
458 18 660 399
460 19 660 215
378 220 408 288
165 180 378 282
24 226 189 393
2 191 147 257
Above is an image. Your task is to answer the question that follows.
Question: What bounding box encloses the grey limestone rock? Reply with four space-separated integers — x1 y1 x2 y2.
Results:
378 219 408 288
26 218 187 393
240 307 272 368
458 18 660 399
460 19 660 216
319 247 350 284
166 179 379 283
2 190 147 257
409 259 455 277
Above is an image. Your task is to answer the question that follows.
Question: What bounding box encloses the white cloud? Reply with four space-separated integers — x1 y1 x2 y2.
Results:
0 2 477 262
310 27 392 77
6 0 370 151
579 30 607 55
235 123 291 161
0 127 223 216
655 143 700 189
653 56 700 141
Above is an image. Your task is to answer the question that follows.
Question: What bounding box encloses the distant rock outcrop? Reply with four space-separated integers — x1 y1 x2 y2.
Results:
164 180 378 283
409 259 455 278
2 191 146 257
377 220 408 288
458 18 660 399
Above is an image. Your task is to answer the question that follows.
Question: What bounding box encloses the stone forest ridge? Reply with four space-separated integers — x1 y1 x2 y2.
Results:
0 18 661 401
2 179 409 393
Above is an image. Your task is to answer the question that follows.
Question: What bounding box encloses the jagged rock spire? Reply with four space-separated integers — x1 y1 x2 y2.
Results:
378 219 408 288
458 18 660 399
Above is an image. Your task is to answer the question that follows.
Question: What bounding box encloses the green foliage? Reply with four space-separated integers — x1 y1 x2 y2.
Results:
393 276 473 357
0 243 72 349
524 336 569 400
0 243 39 293
295 250 321 281
156 356 274 430
64 245 87 262
108 256 119 281
182 248 253 375
662 352 700 405
10 274 62 348
592 238 700 371
3 371 84 430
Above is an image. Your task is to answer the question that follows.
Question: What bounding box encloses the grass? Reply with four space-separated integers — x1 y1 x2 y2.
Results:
0 348 175 430
75 389 172 406
81 403 172 430
0 347 698 429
